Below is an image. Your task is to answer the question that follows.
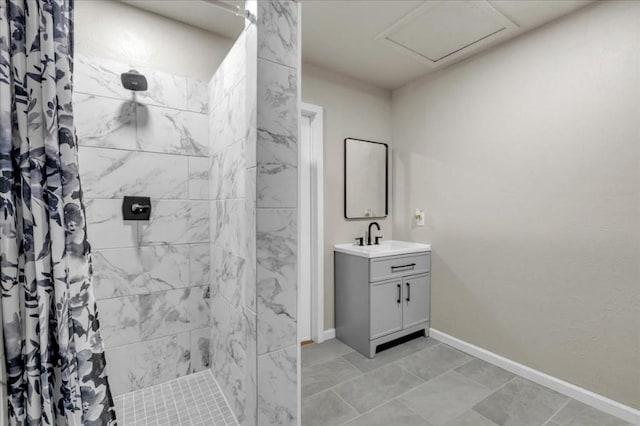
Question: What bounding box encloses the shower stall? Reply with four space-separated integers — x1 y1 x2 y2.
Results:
1 0 300 425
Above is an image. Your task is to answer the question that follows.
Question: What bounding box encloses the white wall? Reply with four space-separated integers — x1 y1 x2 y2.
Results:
75 1 233 81
392 1 640 409
302 63 392 330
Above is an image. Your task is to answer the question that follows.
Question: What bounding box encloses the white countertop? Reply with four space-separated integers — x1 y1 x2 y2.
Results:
334 240 431 259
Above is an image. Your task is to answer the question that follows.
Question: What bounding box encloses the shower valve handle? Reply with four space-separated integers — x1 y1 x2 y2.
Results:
131 203 151 213
122 196 151 220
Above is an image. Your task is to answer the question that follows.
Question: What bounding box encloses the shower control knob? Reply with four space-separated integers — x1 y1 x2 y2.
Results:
131 203 151 213
122 196 152 220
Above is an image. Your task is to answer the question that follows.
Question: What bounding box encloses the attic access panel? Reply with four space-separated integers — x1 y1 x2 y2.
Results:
376 0 518 67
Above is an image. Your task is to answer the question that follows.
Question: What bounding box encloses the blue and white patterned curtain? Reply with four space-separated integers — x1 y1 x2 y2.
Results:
0 1 116 425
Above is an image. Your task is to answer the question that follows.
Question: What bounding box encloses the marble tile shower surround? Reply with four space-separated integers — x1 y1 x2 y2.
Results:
75 0 300 422
208 24 257 426
207 1 300 425
255 1 300 425
74 53 212 396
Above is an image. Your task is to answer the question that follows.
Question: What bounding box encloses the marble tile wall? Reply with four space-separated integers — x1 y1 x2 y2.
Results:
76 0 300 419
208 16 258 424
255 1 300 425
208 3 300 424
75 54 212 396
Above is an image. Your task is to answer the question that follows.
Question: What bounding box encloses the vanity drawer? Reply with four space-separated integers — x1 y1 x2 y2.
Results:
369 252 430 282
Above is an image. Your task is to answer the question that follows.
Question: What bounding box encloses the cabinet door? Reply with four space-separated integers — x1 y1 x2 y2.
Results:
370 279 403 339
403 273 430 329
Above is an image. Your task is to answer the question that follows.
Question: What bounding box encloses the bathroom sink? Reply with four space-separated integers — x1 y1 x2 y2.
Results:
334 240 431 258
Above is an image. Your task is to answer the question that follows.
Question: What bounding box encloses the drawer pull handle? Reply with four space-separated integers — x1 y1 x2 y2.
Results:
391 263 416 272
397 284 401 304
406 282 411 302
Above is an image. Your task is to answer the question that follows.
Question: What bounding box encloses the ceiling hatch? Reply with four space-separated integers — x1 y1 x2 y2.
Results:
375 0 519 68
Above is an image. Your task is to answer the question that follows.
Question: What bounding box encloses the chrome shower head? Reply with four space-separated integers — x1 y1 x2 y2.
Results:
121 69 147 91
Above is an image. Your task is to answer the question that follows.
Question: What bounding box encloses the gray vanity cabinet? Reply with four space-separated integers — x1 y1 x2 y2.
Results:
335 250 431 358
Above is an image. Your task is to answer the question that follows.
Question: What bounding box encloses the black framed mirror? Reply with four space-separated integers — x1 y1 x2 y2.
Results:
344 138 388 219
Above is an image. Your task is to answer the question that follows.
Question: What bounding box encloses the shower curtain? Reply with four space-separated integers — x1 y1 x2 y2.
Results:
0 1 116 425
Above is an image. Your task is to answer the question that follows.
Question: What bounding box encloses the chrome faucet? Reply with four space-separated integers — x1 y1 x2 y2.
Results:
367 221 381 246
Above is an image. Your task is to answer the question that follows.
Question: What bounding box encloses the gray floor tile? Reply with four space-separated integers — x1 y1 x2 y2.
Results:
396 343 472 382
302 357 361 397
300 336 629 426
549 399 633 426
342 337 440 373
403 336 441 354
345 400 434 426
473 377 568 426
454 359 515 390
445 410 497 426
302 339 354 367
399 371 492 425
333 363 424 414
301 390 358 426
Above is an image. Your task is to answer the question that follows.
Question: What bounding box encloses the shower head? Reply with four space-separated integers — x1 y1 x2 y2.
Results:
121 69 147 91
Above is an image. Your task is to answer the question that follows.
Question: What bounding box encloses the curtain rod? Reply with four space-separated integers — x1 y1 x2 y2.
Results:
203 0 255 21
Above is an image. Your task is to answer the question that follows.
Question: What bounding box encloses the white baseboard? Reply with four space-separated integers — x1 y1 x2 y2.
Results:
429 328 640 425
322 328 335 342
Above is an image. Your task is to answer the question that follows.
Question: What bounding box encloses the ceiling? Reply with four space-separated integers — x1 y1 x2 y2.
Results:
121 0 245 39
122 0 594 90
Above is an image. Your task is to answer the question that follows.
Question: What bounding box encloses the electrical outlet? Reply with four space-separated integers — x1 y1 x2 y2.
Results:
415 209 425 226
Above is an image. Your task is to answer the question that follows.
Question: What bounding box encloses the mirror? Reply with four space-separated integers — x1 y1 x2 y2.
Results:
344 138 388 219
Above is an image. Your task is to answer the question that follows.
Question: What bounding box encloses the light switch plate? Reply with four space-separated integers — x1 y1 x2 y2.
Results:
415 209 425 226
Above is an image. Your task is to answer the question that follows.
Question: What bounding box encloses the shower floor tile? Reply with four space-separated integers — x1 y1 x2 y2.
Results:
113 370 238 426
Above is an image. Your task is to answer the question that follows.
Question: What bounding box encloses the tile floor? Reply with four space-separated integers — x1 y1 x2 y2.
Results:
301 335 633 426
113 370 238 426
